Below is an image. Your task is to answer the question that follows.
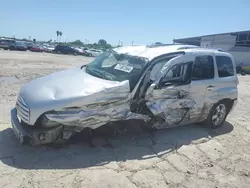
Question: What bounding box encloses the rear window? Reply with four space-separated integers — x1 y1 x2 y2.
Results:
216 56 234 77
192 55 214 80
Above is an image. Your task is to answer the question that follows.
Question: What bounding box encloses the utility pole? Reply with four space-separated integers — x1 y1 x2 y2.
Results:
132 41 134 46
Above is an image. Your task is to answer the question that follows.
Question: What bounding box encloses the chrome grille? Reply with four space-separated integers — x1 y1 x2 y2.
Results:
16 96 30 123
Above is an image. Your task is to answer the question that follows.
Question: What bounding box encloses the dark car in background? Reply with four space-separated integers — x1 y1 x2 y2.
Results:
9 41 27 51
54 45 83 55
26 42 34 50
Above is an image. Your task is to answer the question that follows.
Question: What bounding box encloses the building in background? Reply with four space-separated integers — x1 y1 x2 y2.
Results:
173 30 250 65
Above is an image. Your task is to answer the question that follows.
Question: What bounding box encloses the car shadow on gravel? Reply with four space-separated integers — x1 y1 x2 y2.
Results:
0 121 233 170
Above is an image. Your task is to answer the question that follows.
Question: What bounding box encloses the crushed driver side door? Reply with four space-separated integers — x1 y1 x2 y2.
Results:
144 54 200 129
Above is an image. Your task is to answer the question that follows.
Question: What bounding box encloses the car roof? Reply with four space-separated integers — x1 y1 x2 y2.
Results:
113 44 231 61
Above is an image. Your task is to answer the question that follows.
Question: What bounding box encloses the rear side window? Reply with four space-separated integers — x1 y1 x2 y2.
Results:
192 55 214 80
216 56 234 77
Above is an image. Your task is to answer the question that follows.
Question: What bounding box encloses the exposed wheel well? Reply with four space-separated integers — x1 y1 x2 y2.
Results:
218 98 234 114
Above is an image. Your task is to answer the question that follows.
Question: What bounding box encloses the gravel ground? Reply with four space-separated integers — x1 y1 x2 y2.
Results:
0 50 250 188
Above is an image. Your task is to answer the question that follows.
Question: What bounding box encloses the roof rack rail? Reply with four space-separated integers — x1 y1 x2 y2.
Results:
216 48 226 52
180 46 227 52
147 43 180 48
177 46 199 50
201 46 226 52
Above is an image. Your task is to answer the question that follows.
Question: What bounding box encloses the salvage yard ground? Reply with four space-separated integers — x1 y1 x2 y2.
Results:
0 50 250 188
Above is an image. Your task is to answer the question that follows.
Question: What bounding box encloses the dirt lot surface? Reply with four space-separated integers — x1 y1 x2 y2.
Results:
0 50 250 188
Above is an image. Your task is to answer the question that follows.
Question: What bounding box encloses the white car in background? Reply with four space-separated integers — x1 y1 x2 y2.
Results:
73 47 84 54
85 49 103 57
46 45 55 52
43 45 55 53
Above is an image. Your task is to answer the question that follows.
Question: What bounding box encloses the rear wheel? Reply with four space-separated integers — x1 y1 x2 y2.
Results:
204 102 228 128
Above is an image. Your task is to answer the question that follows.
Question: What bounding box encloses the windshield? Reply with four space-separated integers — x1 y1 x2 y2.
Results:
85 51 149 90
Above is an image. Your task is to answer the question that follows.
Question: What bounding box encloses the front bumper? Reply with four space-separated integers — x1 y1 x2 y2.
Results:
11 108 63 145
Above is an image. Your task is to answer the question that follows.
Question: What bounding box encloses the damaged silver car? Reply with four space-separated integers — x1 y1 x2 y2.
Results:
11 44 238 145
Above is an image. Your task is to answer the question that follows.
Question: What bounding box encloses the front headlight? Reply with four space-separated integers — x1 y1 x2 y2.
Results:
61 107 82 112
40 107 82 128
53 107 82 113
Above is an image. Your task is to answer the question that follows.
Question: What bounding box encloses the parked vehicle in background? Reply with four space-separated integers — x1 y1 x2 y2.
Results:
10 44 238 145
30 45 44 52
43 45 55 53
236 62 250 75
0 38 15 50
26 42 34 50
85 49 103 57
79 47 91 56
54 45 83 55
72 47 85 55
9 41 27 51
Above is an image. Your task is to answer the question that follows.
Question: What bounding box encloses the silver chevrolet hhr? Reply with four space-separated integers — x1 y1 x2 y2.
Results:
11 44 238 145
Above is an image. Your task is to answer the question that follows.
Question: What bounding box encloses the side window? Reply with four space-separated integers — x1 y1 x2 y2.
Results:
158 62 193 88
216 56 234 77
192 55 214 80
150 61 167 81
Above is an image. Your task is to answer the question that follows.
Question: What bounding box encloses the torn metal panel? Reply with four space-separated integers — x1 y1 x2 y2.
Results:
19 66 132 125
145 87 196 128
46 102 150 129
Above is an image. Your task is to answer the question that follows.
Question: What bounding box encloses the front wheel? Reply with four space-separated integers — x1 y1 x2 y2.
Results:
204 102 228 128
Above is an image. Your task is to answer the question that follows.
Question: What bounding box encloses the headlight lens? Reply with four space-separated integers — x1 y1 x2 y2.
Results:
62 107 82 112
40 107 82 128
54 107 82 113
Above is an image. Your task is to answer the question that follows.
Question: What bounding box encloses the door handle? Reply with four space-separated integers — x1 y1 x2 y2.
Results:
206 85 215 90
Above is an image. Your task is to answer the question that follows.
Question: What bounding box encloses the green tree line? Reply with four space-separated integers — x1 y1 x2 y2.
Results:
67 39 113 50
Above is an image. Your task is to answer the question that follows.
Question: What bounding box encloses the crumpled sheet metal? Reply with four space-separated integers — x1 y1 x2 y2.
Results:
146 88 196 128
36 68 151 130
46 100 150 130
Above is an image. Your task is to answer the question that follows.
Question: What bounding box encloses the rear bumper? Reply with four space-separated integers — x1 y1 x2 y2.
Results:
11 108 63 145
229 99 238 114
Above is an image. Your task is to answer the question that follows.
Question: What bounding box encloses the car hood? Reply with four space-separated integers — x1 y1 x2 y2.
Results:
19 66 130 124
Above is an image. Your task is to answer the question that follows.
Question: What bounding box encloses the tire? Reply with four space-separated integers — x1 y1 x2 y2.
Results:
204 102 228 129
241 70 246 76
48 131 69 148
